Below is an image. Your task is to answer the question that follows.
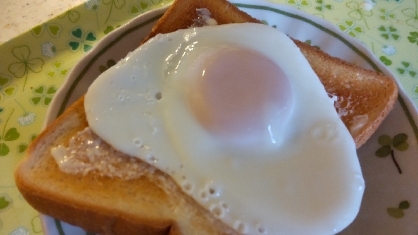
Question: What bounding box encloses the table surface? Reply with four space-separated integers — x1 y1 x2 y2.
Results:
1 0 418 234
0 0 84 44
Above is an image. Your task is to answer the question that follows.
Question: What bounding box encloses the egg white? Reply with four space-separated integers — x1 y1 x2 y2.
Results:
84 23 364 234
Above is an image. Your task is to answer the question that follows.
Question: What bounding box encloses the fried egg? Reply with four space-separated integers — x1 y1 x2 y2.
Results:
84 23 364 234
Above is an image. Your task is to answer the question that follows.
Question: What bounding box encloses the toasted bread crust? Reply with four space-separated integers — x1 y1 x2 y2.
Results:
293 40 398 147
15 0 398 234
141 0 259 44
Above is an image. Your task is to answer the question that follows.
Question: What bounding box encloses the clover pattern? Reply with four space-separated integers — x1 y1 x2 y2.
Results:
103 0 127 24
379 7 397 21
286 0 310 9
129 0 152 15
46 61 70 79
68 27 97 52
407 31 418 45
346 1 373 29
64 10 81 23
0 193 12 212
0 109 20 156
379 25 401 40
401 2 418 28
387 200 410 218
397 61 418 78
29 85 57 107
315 0 332 11
375 133 409 174
0 74 17 103
338 19 364 37
99 59 117 73
8 45 44 91
31 23 62 38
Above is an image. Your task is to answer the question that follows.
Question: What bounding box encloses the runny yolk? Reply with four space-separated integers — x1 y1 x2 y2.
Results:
188 46 293 146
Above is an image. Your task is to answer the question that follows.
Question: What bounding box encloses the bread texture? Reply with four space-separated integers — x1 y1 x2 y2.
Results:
15 0 398 234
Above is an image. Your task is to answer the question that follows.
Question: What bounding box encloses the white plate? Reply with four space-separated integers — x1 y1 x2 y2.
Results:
43 1 418 234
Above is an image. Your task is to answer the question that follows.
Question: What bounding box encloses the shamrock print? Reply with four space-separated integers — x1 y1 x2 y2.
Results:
0 74 17 103
31 215 43 233
380 55 392 66
103 0 127 24
378 7 396 21
66 10 81 23
0 109 20 156
8 45 44 91
0 193 12 211
46 61 70 79
315 0 332 11
29 85 57 107
387 200 410 218
375 133 409 174
397 61 417 78
407 31 418 45
401 0 418 29
378 25 400 40
130 0 152 15
346 1 373 30
338 19 364 37
31 23 62 38
99 59 116 73
68 27 97 52
286 0 310 10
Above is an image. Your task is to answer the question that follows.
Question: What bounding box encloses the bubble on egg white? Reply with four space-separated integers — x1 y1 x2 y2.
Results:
355 173 365 192
133 138 142 147
210 203 225 218
310 122 338 142
182 180 194 193
257 224 267 234
220 201 228 210
146 154 158 164
199 190 209 201
155 92 162 100
233 220 248 234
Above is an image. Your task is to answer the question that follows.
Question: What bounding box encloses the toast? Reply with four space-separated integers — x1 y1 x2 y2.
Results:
15 0 398 234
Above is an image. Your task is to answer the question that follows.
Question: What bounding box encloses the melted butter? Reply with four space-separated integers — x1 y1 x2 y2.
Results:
51 127 154 179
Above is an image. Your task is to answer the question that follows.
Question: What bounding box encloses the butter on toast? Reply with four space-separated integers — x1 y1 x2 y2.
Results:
15 0 397 234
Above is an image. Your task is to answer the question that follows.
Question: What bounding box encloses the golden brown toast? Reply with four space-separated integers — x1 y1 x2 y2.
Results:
15 0 398 234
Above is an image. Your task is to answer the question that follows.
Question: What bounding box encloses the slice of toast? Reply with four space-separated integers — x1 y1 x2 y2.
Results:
15 0 398 234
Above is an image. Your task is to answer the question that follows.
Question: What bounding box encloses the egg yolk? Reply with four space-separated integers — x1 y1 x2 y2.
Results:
188 46 293 146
